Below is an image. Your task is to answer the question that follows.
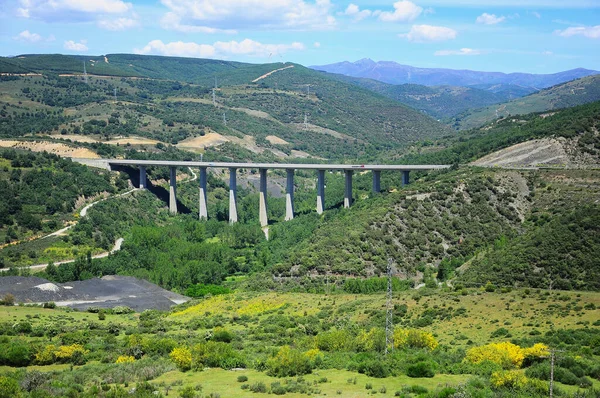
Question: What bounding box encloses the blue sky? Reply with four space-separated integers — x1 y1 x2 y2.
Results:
1 0 598 73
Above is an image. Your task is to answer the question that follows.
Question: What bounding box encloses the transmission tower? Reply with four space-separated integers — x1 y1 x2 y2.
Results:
223 112 227 126
304 113 308 129
385 258 394 355
83 61 88 84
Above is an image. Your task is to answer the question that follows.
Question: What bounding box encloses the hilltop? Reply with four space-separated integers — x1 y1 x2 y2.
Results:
311 58 598 88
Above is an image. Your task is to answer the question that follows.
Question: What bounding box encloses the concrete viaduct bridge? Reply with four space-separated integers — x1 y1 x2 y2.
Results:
85 159 450 227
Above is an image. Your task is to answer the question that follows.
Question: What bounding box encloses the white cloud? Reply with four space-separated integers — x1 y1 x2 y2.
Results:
134 39 305 59
532 11 541 18
342 4 372 21
97 17 139 30
476 13 506 25
64 40 88 52
434 48 482 56
13 30 42 43
314 42 321 47
379 0 422 22
399 25 457 42
17 0 132 21
159 0 335 31
555 25 600 39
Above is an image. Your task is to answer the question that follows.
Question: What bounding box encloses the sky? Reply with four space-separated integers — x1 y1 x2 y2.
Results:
0 0 599 74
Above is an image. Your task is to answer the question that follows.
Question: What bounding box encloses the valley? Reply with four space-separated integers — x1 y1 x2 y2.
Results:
0 53 599 398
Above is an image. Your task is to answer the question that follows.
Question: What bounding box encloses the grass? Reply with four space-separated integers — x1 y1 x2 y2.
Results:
154 368 469 398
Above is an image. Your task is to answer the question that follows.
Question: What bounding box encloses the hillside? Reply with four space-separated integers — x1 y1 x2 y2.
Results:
0 54 450 161
311 58 598 88
451 74 600 130
321 72 516 119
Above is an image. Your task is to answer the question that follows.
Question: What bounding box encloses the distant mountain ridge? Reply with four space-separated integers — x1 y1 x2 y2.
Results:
311 58 599 88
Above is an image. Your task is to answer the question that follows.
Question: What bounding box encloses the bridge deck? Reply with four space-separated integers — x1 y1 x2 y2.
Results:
105 159 450 171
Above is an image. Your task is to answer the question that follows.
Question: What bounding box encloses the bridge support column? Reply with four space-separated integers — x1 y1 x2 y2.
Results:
402 170 410 186
317 169 325 214
229 168 238 224
259 168 268 227
199 167 208 220
285 169 295 221
139 166 147 189
344 170 353 208
372 170 381 193
169 167 177 214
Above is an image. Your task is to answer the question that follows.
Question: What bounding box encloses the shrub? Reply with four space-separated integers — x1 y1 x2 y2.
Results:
490 370 528 389
42 302 56 309
170 347 192 371
266 346 313 377
406 361 435 378
466 342 548 369
249 382 267 393
394 328 438 351
112 306 134 314
0 339 32 366
237 375 248 383
212 327 234 343
192 341 246 370
115 355 135 364
0 294 15 306
0 376 21 398
358 360 390 378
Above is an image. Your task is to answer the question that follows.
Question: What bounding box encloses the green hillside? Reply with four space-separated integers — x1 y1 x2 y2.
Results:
321 72 516 119
452 74 600 130
0 54 450 160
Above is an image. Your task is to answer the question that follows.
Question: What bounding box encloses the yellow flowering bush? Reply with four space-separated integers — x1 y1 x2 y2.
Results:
304 348 323 362
169 347 192 371
35 345 57 365
522 343 549 360
466 342 548 369
393 328 438 351
115 355 135 364
266 346 314 377
491 370 528 389
54 344 88 361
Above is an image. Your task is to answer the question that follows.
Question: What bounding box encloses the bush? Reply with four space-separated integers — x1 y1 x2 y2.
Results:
237 375 248 382
212 327 234 343
192 341 246 370
170 347 192 371
358 360 390 378
0 376 21 398
0 339 32 366
266 346 313 377
249 382 267 393
406 361 435 378
0 294 15 306
42 302 56 309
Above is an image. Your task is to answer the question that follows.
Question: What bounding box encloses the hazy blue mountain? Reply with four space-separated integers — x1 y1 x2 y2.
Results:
311 58 598 88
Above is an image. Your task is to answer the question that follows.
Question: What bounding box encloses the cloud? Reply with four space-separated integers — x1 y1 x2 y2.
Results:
159 0 335 31
134 39 305 59
476 13 506 25
399 25 457 42
17 0 132 21
434 48 482 56
314 42 321 47
531 11 541 18
97 17 139 30
555 25 600 39
64 40 88 52
341 4 372 21
13 30 42 43
379 0 422 22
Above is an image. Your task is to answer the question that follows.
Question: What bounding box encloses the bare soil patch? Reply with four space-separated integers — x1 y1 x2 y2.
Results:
265 135 289 145
0 140 99 158
177 132 230 150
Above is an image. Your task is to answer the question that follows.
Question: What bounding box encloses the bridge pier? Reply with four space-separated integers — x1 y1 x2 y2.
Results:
285 169 295 221
229 168 238 224
169 167 177 214
317 169 325 214
259 168 268 227
199 167 208 220
344 170 353 208
402 170 410 186
139 166 147 189
372 170 381 193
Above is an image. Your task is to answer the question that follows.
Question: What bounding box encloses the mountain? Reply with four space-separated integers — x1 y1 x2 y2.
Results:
451 74 600 130
320 72 517 120
311 58 598 88
0 53 450 161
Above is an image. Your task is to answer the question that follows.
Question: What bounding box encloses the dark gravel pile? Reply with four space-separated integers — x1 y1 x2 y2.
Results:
0 275 189 311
